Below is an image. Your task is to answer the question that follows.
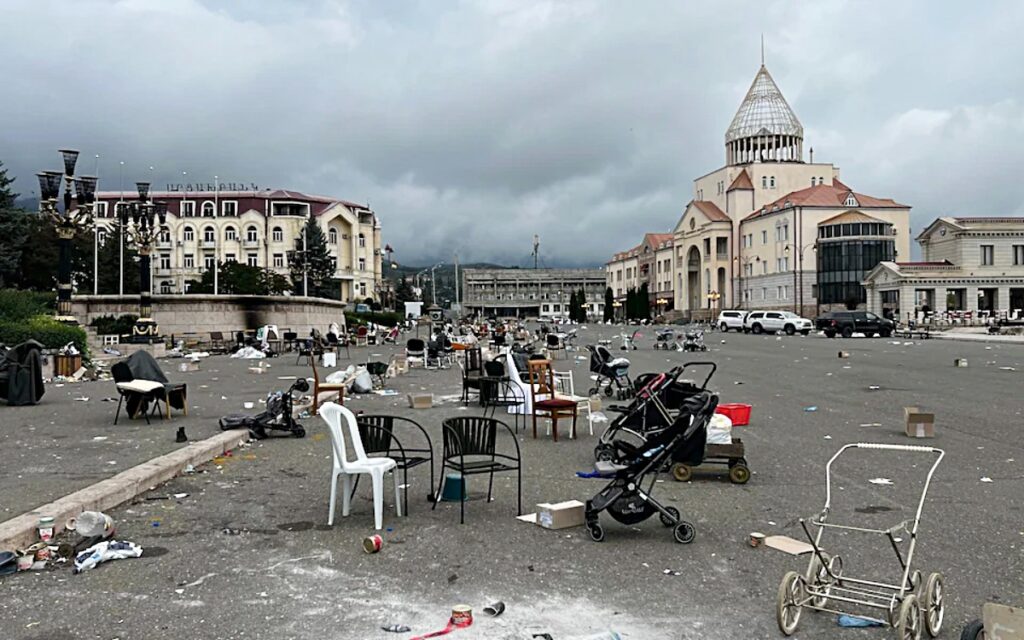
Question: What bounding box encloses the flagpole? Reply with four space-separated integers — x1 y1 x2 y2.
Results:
118 161 124 297
214 175 219 295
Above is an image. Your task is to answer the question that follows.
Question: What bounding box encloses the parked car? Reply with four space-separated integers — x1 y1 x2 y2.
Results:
815 310 895 338
742 310 813 335
716 310 746 332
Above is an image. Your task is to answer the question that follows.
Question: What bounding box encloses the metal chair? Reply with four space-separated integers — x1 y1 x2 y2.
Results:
406 338 426 367
479 359 525 432
356 415 435 515
546 333 565 359
433 416 521 524
459 346 484 404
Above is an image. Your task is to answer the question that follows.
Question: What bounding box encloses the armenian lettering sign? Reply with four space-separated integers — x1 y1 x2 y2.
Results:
166 182 260 192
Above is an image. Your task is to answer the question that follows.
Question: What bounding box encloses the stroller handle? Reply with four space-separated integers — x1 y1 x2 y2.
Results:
852 442 941 454
680 361 717 390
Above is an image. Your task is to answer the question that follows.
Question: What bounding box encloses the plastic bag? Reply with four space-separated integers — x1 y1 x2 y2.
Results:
351 369 374 394
706 413 733 445
73 540 143 573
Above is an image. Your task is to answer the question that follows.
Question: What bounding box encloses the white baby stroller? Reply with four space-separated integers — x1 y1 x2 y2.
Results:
682 329 707 352
654 328 679 350
587 344 633 399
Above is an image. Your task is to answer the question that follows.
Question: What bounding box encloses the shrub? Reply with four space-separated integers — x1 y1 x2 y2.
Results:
0 314 88 354
0 289 54 321
90 314 139 336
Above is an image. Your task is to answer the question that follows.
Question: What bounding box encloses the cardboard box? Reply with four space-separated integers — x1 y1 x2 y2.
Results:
322 352 337 368
904 406 935 438
837 351 849 359
535 500 585 530
178 361 200 372
393 356 409 374
408 393 433 409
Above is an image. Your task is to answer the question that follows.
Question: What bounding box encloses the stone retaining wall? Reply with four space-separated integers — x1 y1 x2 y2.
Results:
71 295 347 340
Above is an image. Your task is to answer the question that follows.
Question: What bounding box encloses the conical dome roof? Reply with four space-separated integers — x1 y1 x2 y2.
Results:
725 65 803 144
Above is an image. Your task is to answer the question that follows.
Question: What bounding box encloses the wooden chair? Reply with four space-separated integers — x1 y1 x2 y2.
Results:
526 359 577 442
311 358 345 416
208 331 227 354
355 326 369 347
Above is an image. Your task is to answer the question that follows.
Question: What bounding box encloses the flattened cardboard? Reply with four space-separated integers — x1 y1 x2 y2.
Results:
764 535 816 555
983 603 1024 639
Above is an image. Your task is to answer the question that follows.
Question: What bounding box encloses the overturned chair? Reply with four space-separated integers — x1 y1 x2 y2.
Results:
0 340 45 406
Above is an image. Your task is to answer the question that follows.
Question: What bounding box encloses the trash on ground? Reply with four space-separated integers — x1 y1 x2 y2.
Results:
804 406 818 412
482 602 506 617
869 478 893 485
981 477 994 483
764 535 815 555
381 624 411 633
838 615 883 627
73 540 143 573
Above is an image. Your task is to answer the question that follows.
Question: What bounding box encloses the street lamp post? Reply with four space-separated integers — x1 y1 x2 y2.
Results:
430 263 443 307
119 181 169 341
706 291 721 320
612 300 623 322
732 255 756 309
37 149 98 323
786 242 817 316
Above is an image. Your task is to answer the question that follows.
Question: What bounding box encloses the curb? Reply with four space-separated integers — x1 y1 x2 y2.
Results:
0 429 250 552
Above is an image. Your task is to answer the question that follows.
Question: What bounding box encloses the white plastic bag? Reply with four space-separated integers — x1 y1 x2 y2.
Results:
706 413 733 445
351 368 374 394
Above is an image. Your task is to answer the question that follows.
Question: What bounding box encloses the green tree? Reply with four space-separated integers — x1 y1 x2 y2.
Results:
0 161 30 287
92 222 139 294
603 287 614 322
394 276 415 311
191 260 291 295
577 287 587 322
568 290 579 322
289 217 335 297
638 282 651 319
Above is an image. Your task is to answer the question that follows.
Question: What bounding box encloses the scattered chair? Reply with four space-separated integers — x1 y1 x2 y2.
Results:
115 351 188 422
433 416 521 524
355 326 369 347
325 331 351 360
356 415 435 515
406 338 426 367
111 362 166 425
320 402 401 530
552 370 593 436
282 331 299 352
295 337 319 366
527 359 577 442
546 333 565 359
480 359 525 432
311 358 345 415
207 331 228 354
459 346 484 404
0 340 45 406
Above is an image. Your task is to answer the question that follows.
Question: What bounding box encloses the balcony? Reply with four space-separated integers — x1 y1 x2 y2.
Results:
156 240 173 250
200 240 217 249
243 239 260 248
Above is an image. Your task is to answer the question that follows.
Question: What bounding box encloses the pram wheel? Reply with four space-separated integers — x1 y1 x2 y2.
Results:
659 506 679 527
671 463 692 482
588 387 599 397
897 594 923 640
587 523 605 542
594 445 615 462
672 520 695 544
807 553 839 607
923 572 945 637
776 571 804 635
292 424 306 438
603 385 614 397
959 619 983 640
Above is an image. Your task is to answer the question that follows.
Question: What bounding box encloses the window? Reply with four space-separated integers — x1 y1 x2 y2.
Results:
246 226 258 242
811 177 816 186
204 255 215 270
819 176 824 185
1014 245 1024 266
247 253 258 267
222 201 237 216
981 244 994 266
160 283 172 294
183 226 194 242
761 287 767 299
225 253 236 262
180 201 195 217
761 176 767 188
358 257 366 271
183 254 194 269
783 224 789 241
762 261 768 274
95 202 108 217
97 228 107 244
329 228 337 245
272 226 283 243
159 254 170 270
202 201 215 217
359 282 367 297
273 253 284 268
358 233 366 248
225 226 237 241
160 229 171 243
770 176 776 188
203 226 215 242
844 194 859 207
761 230 767 244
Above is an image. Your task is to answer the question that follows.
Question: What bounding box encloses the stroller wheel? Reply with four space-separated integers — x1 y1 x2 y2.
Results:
603 385 614 398
587 523 605 542
588 387 599 397
672 520 696 544
292 424 306 438
671 463 693 482
660 506 680 527
729 464 751 484
594 445 615 462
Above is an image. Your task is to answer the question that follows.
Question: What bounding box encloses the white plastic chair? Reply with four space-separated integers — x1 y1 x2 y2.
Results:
553 370 593 436
319 402 401 530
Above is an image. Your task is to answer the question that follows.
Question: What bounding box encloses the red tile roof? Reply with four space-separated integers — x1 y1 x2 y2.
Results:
727 169 753 191
952 217 1024 224
819 210 886 225
743 182 908 220
691 200 731 222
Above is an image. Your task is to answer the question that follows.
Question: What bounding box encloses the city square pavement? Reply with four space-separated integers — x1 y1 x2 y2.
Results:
1 325 1023 639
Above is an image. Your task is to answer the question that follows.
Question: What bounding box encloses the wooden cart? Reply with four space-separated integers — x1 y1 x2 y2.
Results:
670 438 750 484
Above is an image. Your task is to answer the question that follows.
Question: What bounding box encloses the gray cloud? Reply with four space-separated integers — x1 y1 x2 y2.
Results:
3 0 1022 266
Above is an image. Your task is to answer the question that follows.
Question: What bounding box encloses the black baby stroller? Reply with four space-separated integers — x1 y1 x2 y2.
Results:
653 328 678 350
579 390 717 544
587 344 633 399
219 378 309 439
593 362 715 462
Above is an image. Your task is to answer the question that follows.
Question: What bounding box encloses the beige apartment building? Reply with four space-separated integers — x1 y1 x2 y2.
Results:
606 233 673 311
462 268 606 319
607 62 913 319
94 189 382 303
864 217 1024 321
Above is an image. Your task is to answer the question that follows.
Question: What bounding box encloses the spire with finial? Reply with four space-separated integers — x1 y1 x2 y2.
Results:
761 33 765 67
725 53 804 165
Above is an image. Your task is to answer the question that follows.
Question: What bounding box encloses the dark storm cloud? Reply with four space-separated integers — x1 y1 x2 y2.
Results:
2 0 1023 266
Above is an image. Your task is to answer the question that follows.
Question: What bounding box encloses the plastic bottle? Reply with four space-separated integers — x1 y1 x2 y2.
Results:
74 511 113 538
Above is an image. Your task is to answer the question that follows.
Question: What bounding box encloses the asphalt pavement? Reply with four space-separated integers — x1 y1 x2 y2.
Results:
1 325 1022 640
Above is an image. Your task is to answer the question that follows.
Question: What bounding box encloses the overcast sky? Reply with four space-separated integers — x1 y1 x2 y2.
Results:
3 0 1022 266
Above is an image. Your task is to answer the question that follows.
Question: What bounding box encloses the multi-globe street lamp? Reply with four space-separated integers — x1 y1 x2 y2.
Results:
37 149 98 323
118 181 169 340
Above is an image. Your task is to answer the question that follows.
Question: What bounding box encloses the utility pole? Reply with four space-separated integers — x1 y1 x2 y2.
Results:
93 154 100 295
213 175 219 296
532 234 539 269
454 251 460 313
118 161 124 296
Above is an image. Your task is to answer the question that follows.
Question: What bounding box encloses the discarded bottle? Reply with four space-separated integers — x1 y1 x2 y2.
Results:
74 511 114 538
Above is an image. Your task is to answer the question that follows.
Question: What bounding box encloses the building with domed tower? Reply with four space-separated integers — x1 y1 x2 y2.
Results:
608 61 912 319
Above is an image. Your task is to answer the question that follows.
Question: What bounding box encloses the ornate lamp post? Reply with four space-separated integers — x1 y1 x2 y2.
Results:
119 181 169 341
733 255 757 309
37 149 98 323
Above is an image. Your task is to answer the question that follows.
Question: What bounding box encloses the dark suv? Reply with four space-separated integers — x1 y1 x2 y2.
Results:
815 310 895 338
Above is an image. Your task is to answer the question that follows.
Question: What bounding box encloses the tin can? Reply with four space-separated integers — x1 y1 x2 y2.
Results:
362 534 383 554
450 605 473 627
749 531 766 548
37 516 55 542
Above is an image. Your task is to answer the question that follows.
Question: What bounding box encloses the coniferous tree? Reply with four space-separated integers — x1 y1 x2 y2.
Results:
289 217 335 297
638 282 651 319
603 287 614 322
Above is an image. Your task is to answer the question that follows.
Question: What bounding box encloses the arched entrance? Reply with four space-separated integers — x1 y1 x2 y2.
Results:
687 246 701 311
717 267 727 304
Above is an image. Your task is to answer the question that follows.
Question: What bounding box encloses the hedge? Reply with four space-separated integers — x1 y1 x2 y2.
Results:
0 289 55 321
344 311 404 327
90 314 139 336
0 315 88 354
